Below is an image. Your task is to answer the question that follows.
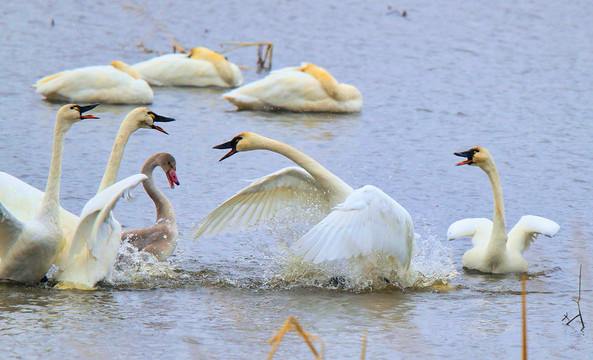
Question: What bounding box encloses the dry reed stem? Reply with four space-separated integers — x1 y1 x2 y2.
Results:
123 4 186 53
267 316 324 360
521 274 527 360
220 42 273 72
361 329 367 360
563 264 585 331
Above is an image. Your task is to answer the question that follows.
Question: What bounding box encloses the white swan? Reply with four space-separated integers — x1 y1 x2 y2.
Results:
193 132 414 270
33 61 153 104
132 47 243 87
0 107 175 288
0 104 97 283
448 147 560 274
122 153 179 261
222 63 362 113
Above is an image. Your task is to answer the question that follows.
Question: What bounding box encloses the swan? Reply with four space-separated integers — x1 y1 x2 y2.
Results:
448 147 560 274
0 104 97 283
0 107 175 288
193 132 414 270
121 153 179 261
33 61 154 104
131 47 243 87
222 62 362 113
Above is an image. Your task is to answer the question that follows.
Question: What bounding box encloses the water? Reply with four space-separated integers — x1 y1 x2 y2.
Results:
1 0 592 358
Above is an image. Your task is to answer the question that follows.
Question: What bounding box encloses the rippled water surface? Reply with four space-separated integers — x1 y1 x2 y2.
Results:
1 1 592 359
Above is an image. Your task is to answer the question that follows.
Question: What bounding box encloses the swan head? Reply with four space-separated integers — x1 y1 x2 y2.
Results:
154 152 179 189
454 146 492 168
109 60 141 79
124 107 175 135
213 132 265 161
57 104 99 129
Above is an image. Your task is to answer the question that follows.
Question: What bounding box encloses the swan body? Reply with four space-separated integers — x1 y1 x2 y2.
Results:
0 104 97 283
222 63 362 113
122 153 179 261
448 147 560 274
0 107 174 287
33 61 153 104
194 132 413 270
132 47 243 87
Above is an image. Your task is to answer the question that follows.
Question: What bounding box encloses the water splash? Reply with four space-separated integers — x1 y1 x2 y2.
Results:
109 242 179 286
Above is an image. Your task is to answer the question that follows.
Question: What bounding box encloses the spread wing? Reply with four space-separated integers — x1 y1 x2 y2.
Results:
292 185 415 271
55 174 147 288
193 167 329 239
447 218 493 247
507 215 560 254
0 202 24 259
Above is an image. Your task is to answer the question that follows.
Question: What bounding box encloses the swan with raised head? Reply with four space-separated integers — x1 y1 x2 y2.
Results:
33 61 153 104
0 104 97 283
193 132 414 270
132 47 243 87
122 153 179 261
448 147 560 274
0 107 174 288
222 63 362 113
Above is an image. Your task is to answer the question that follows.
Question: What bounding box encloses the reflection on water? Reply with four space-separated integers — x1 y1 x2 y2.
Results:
1 0 592 358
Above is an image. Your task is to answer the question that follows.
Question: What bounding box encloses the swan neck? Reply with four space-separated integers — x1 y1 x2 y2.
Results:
97 122 134 193
39 123 67 220
259 138 353 200
142 162 175 222
484 161 507 249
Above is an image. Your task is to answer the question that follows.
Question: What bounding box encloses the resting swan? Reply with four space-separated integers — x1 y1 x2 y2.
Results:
33 61 153 104
448 147 560 274
0 107 174 288
132 47 243 87
122 153 179 261
0 104 97 282
222 63 362 113
193 132 414 270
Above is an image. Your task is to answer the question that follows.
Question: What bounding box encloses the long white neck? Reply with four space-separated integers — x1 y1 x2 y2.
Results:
142 162 175 223
257 137 354 201
97 119 135 193
37 122 68 223
482 160 507 252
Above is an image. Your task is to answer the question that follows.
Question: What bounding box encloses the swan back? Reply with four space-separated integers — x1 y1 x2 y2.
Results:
188 47 243 87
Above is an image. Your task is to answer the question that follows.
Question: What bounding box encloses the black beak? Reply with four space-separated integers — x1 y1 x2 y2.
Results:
454 149 475 166
151 112 175 123
213 139 238 162
77 103 100 119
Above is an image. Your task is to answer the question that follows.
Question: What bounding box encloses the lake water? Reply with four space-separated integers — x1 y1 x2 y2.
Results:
0 1 591 358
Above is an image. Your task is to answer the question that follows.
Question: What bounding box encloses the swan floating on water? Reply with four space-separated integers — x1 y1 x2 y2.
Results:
0 107 174 288
33 61 153 104
448 146 560 274
122 153 179 262
0 104 97 282
193 132 413 271
222 63 362 113
132 47 243 87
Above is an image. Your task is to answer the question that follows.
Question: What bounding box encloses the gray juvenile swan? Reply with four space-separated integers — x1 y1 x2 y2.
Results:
122 153 179 261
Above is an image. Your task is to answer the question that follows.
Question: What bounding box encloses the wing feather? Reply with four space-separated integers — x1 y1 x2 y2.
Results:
0 203 24 259
193 167 329 239
447 218 493 247
507 215 560 254
293 185 415 271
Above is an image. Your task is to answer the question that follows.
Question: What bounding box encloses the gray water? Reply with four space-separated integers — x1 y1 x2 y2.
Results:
1 1 592 359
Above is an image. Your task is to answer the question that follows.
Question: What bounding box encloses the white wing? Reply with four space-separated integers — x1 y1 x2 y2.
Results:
507 215 560 254
55 174 147 288
447 218 493 247
0 202 24 259
193 167 329 239
292 185 415 271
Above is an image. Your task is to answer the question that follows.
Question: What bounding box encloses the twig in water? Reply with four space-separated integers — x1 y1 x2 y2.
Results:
522 274 527 360
361 329 367 360
563 264 585 331
220 42 273 72
123 4 186 54
267 316 324 360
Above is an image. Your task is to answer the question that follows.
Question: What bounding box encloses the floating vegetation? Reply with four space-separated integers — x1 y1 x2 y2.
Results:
562 264 585 331
220 42 274 72
267 316 324 360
